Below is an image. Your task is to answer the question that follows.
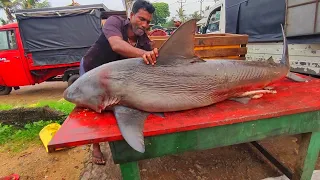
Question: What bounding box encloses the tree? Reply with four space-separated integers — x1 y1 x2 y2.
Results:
162 17 174 28
0 0 51 24
151 2 170 25
0 0 18 23
0 18 9 25
190 11 201 20
34 0 50 8
15 0 51 9
176 7 186 23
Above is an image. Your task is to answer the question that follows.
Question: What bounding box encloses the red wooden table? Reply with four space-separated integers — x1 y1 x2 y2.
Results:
49 75 320 180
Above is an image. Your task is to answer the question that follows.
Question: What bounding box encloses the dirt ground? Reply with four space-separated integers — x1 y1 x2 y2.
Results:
0 82 68 105
0 82 319 180
0 144 88 180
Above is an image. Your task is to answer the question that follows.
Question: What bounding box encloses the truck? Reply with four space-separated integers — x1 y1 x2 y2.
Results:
0 4 126 95
199 0 320 77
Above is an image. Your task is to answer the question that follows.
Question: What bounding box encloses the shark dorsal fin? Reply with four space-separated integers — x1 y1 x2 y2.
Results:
155 19 197 64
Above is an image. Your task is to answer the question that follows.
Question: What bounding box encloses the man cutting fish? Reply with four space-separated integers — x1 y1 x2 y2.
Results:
79 0 157 165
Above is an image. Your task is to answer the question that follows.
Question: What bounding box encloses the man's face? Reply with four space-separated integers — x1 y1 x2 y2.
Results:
130 9 152 36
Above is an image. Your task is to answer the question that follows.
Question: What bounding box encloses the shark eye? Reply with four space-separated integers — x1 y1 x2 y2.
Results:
74 87 81 94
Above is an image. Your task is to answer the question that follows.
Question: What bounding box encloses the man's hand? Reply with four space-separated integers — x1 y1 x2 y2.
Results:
142 48 159 65
108 36 159 65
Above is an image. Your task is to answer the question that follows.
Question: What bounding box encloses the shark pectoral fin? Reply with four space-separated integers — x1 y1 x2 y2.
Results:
228 97 251 104
286 72 308 82
113 106 149 153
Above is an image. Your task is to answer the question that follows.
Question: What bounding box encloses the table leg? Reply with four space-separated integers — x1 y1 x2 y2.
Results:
292 132 320 180
120 161 141 180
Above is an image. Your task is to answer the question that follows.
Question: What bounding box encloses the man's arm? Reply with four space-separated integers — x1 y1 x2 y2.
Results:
108 36 158 65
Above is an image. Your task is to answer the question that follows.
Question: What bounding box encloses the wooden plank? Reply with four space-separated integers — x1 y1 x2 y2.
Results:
110 111 320 164
150 33 249 58
119 161 141 180
150 36 249 47
194 45 241 50
194 33 248 38
149 34 248 39
151 40 166 49
203 56 246 60
195 47 247 57
195 36 248 46
292 132 320 180
194 34 227 37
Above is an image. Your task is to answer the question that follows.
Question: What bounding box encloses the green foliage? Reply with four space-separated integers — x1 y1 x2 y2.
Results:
0 99 75 114
162 17 174 28
0 123 14 144
0 104 13 110
0 0 17 22
0 18 9 25
33 0 50 8
189 11 201 20
0 100 74 152
152 2 170 25
31 99 75 114
15 0 51 9
0 0 51 24
0 120 62 152
176 7 186 23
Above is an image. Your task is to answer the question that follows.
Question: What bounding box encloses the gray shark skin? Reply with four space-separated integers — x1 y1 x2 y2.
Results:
63 19 304 153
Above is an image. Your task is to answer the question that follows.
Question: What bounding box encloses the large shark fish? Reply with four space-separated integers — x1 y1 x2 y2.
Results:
63 19 305 153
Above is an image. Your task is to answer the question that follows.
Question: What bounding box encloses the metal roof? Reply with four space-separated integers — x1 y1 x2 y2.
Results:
14 4 110 15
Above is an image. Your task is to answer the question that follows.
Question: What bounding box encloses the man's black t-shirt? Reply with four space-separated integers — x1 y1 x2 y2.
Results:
83 15 152 72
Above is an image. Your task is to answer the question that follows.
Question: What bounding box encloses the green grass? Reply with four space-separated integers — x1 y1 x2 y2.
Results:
29 99 76 114
0 120 63 152
0 104 14 110
0 99 75 114
0 99 76 152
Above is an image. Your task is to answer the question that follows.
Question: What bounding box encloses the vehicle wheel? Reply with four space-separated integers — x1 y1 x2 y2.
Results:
68 74 80 87
0 86 12 95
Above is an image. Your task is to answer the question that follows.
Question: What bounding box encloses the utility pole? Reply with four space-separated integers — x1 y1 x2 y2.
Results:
176 0 186 22
122 0 134 18
177 0 186 10
199 0 204 17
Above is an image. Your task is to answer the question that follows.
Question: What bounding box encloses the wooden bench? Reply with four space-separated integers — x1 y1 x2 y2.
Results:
48 75 320 180
149 33 249 60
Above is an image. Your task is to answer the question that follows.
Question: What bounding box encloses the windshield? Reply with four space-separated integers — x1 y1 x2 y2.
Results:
0 30 17 50
206 9 221 33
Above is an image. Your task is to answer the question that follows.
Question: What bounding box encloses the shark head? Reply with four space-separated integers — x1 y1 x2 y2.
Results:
63 74 106 113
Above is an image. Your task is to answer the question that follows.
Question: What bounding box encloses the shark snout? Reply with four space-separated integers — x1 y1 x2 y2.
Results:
63 89 72 102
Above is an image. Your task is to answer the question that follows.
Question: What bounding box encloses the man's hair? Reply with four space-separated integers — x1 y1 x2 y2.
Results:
132 0 155 14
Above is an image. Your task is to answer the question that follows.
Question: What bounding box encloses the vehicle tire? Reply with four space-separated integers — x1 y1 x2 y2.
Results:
0 86 12 95
68 74 80 87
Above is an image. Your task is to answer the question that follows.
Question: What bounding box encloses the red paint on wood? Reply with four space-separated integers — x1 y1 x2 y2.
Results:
48 75 320 150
